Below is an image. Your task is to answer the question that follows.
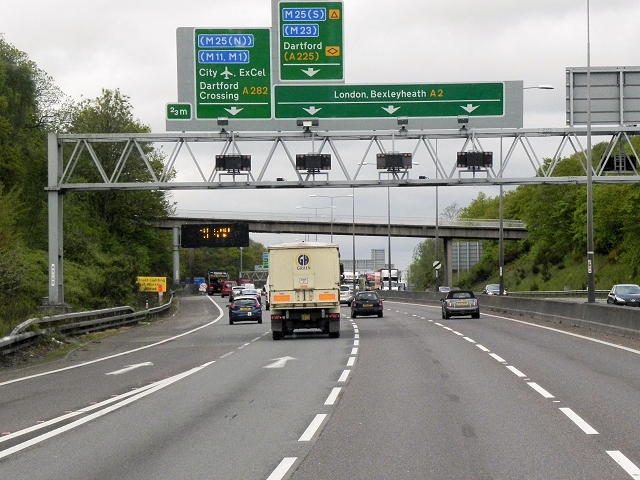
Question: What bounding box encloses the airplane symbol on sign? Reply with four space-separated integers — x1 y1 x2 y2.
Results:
221 67 234 80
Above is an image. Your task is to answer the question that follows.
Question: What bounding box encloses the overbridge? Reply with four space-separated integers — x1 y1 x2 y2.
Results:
156 215 528 287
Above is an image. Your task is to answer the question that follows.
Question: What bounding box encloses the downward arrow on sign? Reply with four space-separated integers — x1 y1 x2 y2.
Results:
263 356 297 369
302 68 320 77
224 106 244 116
303 106 322 115
461 104 480 113
382 105 401 114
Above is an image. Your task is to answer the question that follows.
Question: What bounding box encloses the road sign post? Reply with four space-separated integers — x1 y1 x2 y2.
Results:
275 1 344 82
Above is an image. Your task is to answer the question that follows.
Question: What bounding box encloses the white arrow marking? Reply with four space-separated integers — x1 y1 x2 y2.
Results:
263 356 297 369
303 106 322 115
382 105 401 114
302 67 320 77
224 107 243 116
461 103 480 113
106 362 153 375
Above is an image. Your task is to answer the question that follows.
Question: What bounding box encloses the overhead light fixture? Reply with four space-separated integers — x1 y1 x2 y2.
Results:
296 118 319 128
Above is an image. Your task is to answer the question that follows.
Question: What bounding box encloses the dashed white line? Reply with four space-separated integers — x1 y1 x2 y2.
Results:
489 353 507 363
463 337 476 343
351 347 358 355
506 365 527 378
299 414 327 441
338 370 351 382
347 357 356 367
527 382 555 399
266 457 297 480
325 387 342 405
476 344 490 352
607 451 640 478
354 339 360 346
559 408 599 434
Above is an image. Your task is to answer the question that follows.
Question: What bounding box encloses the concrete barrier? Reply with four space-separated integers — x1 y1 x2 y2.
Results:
379 290 640 341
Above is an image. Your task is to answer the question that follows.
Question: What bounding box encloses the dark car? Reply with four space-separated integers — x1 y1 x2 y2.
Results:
228 296 262 324
607 284 640 306
351 291 383 318
442 290 480 319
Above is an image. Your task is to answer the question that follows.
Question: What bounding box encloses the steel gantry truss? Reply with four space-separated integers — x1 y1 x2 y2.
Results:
47 126 640 304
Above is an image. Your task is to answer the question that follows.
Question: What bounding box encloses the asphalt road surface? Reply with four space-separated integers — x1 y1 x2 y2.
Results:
1 295 639 479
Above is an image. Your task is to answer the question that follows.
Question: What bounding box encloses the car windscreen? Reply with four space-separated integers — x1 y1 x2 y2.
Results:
356 293 379 301
234 298 257 307
619 285 640 294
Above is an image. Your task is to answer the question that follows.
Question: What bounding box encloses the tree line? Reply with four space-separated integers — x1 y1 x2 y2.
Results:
0 36 266 336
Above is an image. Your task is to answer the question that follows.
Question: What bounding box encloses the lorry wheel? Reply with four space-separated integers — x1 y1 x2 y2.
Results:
272 331 283 340
329 331 340 338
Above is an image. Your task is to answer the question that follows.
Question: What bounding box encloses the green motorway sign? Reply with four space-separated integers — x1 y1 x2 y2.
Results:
194 28 271 119
277 1 343 81
166 103 192 120
275 82 505 119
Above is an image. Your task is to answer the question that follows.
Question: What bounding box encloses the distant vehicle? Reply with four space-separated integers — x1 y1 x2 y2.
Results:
351 291 383 318
442 290 480 319
207 270 229 295
221 280 237 298
241 288 262 304
339 284 354 306
438 286 451 293
229 285 247 303
228 296 262 324
483 283 507 295
607 284 640 306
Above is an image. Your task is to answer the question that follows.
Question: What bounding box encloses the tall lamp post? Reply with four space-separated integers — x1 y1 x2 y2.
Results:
586 0 596 302
310 194 353 242
296 206 331 241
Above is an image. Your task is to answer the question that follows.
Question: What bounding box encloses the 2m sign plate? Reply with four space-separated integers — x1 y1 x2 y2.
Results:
194 28 271 119
275 82 505 119
278 1 344 81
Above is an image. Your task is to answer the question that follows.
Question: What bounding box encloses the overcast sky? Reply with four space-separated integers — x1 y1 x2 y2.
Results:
3 0 640 274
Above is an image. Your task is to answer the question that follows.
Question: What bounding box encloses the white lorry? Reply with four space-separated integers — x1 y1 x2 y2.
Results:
268 242 342 340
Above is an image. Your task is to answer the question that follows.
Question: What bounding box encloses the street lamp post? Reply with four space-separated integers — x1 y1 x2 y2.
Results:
586 0 596 302
296 206 331 241
310 194 353 242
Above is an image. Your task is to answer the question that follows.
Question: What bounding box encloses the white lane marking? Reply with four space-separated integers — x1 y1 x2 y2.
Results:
238 342 251 350
105 362 154 376
527 382 555 399
453 331 464 336
266 457 297 480
220 351 234 359
351 347 358 355
489 353 507 363
0 363 211 460
347 357 356 367
476 344 490 352
443 326 453 331
354 339 360 346
607 451 640 478
559 408 599 434
506 365 527 378
463 337 476 343
299 414 327 441
435 323 443 327
354 333 360 339
338 370 350 382
325 387 342 405
264 356 297 369
0 297 226 387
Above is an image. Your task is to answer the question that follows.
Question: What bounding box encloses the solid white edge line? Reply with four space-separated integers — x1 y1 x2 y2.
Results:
299 414 327 442
559 407 599 435
266 457 297 480
607 451 640 477
325 387 342 405
0 364 209 460
527 381 555 399
0 297 226 387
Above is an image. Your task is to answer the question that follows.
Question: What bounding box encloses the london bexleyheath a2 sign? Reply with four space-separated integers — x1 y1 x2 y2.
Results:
275 82 505 119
